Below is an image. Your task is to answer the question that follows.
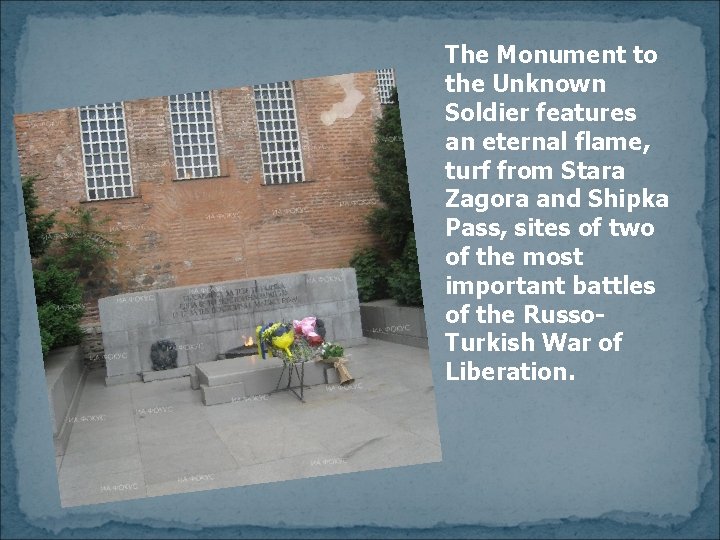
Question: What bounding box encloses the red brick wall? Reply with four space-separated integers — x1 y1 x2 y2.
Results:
15 71 386 314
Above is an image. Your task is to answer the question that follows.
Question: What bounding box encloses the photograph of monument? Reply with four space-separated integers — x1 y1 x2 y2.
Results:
14 68 440 507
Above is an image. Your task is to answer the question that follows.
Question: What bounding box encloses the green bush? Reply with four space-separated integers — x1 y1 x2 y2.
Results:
387 232 423 306
55 207 119 278
33 264 85 355
22 176 56 259
355 88 424 307
22 178 97 356
349 247 389 302
36 303 85 355
367 88 413 257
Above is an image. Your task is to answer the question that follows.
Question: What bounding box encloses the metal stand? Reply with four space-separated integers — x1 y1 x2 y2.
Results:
273 358 308 402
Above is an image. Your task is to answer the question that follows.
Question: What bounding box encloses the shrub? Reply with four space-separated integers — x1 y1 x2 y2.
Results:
387 232 423 307
36 303 85 355
350 247 389 302
22 176 56 259
33 264 85 355
21 179 101 356
55 207 119 279
362 88 423 307
367 88 414 257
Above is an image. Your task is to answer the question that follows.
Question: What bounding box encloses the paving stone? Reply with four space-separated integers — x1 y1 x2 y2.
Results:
58 338 440 505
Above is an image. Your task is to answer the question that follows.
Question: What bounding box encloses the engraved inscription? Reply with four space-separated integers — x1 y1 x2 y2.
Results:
172 282 298 319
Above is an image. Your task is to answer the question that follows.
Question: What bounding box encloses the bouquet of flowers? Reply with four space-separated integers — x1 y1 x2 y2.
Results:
293 316 326 346
255 316 354 387
256 320 318 363
256 322 296 360
319 342 344 363
317 341 354 386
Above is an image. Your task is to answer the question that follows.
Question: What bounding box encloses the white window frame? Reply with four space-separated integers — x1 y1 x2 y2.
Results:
253 81 305 185
78 102 134 201
375 68 396 105
168 91 221 180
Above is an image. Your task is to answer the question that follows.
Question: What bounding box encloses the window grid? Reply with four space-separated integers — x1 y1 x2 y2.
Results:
376 68 396 104
169 91 220 179
79 102 133 201
253 81 305 185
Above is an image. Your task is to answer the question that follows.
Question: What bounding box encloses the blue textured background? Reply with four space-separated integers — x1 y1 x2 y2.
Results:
2 2 718 538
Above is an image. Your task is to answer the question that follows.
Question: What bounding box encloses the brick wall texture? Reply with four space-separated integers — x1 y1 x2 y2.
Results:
15 71 388 323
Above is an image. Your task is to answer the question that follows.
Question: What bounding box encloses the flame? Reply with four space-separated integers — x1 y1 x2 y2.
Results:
243 336 254 347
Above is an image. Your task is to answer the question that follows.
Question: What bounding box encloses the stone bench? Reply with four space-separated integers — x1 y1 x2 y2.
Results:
194 354 340 405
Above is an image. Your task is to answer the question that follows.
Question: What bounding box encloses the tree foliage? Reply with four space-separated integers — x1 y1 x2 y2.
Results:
349 247 389 302
33 264 85 355
387 232 423 306
367 88 414 257
22 176 56 258
21 177 91 356
54 207 120 279
360 88 423 306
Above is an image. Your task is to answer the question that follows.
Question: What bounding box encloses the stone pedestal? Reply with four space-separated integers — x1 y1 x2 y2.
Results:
195 355 340 406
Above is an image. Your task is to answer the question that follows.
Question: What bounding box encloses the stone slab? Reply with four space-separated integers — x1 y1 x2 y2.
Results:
201 382 246 406
106 342 146 379
102 330 130 351
306 268 358 304
99 269 363 383
330 310 365 342
44 345 87 456
105 373 143 386
196 355 284 387
360 301 428 349
321 364 341 385
298 362 333 386
396 334 429 349
98 292 159 332
142 365 192 382
233 365 283 397
194 355 351 405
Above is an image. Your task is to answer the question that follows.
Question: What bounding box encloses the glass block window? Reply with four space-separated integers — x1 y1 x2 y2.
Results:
376 68 396 104
169 91 220 179
79 102 133 201
253 81 304 184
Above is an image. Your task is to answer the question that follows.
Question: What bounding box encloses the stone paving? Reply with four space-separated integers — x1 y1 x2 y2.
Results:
56 338 442 507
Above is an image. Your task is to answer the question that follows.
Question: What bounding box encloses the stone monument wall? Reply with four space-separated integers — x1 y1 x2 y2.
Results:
99 268 364 385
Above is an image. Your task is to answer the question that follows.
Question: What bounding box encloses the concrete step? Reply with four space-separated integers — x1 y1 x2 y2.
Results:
201 382 246 406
